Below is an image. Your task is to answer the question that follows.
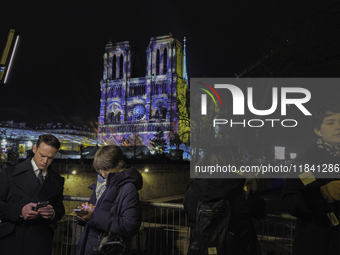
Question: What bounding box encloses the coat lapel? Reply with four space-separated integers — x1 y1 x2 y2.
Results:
11 159 64 202
32 169 64 202
12 158 40 198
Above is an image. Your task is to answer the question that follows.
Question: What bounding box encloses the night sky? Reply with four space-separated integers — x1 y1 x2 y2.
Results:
0 0 339 130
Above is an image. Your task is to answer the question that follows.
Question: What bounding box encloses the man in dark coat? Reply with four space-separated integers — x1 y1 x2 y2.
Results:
283 145 340 255
283 104 340 255
0 134 65 255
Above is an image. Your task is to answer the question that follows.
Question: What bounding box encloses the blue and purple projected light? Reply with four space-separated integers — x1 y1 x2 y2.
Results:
98 34 189 154
131 104 146 120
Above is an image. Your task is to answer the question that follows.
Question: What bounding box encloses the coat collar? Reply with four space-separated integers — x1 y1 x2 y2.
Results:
12 158 40 198
12 158 34 176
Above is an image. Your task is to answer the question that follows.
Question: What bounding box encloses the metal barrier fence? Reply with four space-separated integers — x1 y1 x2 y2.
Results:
52 196 88 255
139 201 189 255
256 214 296 255
52 196 296 255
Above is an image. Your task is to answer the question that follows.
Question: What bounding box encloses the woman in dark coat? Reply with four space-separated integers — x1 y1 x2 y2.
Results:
283 104 340 255
184 146 266 255
74 145 143 255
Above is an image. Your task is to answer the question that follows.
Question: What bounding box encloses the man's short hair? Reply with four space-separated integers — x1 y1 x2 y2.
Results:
36 134 61 150
311 103 340 130
93 145 125 171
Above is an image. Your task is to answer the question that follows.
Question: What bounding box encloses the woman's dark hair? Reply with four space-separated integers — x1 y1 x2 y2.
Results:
196 146 234 167
311 103 340 130
93 145 125 171
36 134 60 150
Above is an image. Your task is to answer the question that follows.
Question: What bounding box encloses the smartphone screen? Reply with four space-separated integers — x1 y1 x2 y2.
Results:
73 208 86 213
33 201 49 211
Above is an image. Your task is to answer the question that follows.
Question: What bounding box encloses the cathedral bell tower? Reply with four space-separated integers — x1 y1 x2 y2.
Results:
98 33 188 151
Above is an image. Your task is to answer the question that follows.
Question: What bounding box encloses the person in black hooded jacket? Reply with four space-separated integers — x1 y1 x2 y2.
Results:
184 146 266 255
74 145 143 255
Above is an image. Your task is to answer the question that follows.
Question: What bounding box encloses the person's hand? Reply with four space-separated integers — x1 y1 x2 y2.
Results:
38 205 54 219
320 181 340 203
21 203 39 220
73 202 95 222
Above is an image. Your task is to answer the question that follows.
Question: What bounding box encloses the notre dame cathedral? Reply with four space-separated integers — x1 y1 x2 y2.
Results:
98 33 189 150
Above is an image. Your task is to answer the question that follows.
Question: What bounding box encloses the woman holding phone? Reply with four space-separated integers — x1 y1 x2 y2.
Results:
74 145 143 255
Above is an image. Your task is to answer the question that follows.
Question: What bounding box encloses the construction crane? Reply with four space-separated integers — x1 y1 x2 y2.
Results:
236 40 291 78
236 40 292 110
0 29 19 88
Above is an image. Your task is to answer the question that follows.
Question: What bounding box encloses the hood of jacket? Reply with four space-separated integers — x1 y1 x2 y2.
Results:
110 166 143 190
89 166 143 191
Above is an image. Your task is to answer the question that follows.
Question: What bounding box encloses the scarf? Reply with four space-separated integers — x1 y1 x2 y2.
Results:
95 174 107 201
316 138 340 157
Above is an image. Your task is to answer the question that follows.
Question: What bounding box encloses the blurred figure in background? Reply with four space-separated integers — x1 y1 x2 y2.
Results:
0 147 9 169
184 146 266 255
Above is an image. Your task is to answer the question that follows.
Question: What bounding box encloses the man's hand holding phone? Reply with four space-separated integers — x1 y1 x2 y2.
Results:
37 204 54 219
21 203 39 220
28 201 54 219
33 201 49 211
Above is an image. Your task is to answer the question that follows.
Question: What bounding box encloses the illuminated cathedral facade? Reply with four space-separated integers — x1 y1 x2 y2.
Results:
98 33 189 150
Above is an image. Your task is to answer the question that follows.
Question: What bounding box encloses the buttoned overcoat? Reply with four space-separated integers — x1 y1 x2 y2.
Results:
0 158 65 255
